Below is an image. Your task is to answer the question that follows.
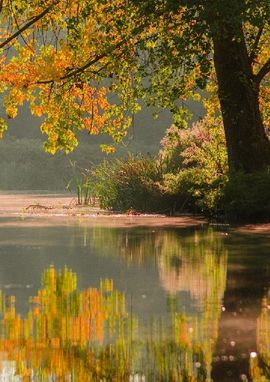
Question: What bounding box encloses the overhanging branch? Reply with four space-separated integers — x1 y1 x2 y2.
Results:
36 41 125 85
37 25 145 85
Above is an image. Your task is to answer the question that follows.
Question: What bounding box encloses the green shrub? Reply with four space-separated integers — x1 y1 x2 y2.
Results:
92 155 175 213
220 171 270 222
160 115 228 176
161 168 227 215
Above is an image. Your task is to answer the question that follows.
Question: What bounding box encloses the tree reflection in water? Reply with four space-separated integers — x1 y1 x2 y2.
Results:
0 266 135 381
141 230 227 381
90 227 227 381
0 228 228 381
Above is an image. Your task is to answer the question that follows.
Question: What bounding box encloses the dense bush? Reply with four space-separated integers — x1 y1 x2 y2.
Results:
92 155 173 212
160 115 227 173
91 116 228 214
159 115 228 214
220 171 270 222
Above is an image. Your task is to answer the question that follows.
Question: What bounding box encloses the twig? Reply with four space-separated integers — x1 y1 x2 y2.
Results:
0 0 59 49
26 204 53 210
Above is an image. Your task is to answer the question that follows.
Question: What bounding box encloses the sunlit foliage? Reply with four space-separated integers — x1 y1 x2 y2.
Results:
0 0 145 153
1 0 269 161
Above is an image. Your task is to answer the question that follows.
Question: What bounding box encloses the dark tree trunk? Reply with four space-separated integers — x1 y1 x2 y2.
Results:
208 3 270 172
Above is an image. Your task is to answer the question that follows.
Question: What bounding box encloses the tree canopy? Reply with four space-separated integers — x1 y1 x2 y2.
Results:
1 0 270 170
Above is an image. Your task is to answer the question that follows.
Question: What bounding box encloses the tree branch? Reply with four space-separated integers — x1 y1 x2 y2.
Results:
256 57 270 83
62 40 126 80
0 0 4 14
37 25 145 85
36 43 122 84
0 0 59 49
249 26 263 65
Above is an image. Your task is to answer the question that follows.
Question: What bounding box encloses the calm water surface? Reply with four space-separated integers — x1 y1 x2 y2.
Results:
0 217 269 381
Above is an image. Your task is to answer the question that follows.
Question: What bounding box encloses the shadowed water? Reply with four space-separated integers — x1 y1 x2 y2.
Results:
0 218 269 381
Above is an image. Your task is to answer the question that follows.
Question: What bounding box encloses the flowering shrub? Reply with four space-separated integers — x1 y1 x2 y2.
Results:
91 115 270 221
160 115 228 213
160 115 228 176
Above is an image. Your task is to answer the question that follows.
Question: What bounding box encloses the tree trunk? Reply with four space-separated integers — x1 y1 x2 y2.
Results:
209 8 270 172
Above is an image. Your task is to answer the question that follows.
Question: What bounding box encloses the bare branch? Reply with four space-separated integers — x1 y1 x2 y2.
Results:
12 7 35 52
256 57 270 83
0 0 59 49
249 27 263 65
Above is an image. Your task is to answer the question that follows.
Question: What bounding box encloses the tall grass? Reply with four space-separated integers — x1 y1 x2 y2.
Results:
91 154 173 213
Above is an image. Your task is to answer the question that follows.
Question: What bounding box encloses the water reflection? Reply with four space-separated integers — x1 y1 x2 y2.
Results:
0 266 135 381
250 294 270 381
95 227 270 382
91 227 227 300
1 222 270 380
0 227 229 381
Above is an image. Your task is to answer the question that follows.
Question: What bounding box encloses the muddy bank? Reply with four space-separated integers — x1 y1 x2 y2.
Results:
235 223 270 235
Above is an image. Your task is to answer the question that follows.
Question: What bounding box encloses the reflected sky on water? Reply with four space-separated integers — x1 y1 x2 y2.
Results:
0 218 270 381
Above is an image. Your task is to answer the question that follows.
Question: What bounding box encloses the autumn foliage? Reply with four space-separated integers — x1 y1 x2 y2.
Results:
0 0 144 153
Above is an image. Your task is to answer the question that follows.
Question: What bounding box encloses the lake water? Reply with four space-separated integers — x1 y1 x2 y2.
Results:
0 216 269 381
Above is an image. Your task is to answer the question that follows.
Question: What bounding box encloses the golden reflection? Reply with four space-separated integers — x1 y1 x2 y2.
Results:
137 299 220 382
0 227 228 381
157 230 227 303
0 266 135 381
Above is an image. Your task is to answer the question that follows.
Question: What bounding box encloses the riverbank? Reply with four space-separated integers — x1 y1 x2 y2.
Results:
1 193 270 232
0 193 207 228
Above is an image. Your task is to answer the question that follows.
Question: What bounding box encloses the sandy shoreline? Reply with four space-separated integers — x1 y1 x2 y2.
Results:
0 193 207 228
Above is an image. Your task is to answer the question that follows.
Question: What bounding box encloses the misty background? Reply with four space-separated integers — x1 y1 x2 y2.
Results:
0 102 203 191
